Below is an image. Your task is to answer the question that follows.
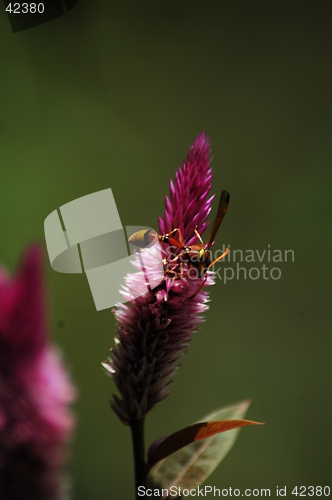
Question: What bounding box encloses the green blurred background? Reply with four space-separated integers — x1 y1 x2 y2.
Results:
1 1 331 498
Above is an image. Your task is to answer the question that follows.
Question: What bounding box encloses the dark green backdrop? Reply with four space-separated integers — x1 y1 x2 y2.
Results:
1 2 331 499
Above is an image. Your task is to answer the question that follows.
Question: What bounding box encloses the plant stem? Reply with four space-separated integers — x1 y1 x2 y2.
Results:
130 418 146 499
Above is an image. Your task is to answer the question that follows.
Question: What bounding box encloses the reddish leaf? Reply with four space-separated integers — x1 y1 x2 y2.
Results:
149 401 263 492
148 419 263 470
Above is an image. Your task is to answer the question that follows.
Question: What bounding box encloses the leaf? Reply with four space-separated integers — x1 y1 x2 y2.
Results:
149 400 260 494
148 419 261 470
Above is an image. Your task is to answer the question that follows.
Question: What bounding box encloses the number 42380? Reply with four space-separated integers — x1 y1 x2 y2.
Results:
292 486 330 497
5 3 45 14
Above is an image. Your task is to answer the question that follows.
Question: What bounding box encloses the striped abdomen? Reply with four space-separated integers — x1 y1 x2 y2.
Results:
128 229 159 248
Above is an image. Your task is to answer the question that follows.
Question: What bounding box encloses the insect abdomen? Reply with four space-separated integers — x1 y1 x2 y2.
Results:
128 229 158 248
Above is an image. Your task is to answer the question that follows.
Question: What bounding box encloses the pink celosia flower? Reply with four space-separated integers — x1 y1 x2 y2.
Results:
0 246 75 500
158 132 214 246
103 132 217 425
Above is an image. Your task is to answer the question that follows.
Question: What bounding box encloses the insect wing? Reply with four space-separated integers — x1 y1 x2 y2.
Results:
207 190 230 247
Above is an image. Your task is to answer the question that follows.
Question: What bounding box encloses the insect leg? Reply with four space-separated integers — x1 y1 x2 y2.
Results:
160 227 184 245
194 228 204 245
207 247 229 268
162 250 186 278
187 275 208 300
163 268 179 280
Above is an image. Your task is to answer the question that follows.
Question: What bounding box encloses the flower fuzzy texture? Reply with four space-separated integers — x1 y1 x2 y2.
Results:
0 247 75 500
104 133 216 424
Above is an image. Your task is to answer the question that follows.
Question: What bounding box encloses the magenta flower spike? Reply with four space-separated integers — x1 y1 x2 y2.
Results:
0 246 76 500
103 132 217 425
159 132 215 246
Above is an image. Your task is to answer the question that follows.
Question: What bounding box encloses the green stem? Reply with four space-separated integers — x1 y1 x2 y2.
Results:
130 418 147 499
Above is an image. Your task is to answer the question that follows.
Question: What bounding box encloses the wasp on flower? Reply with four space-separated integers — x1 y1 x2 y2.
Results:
129 189 230 297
